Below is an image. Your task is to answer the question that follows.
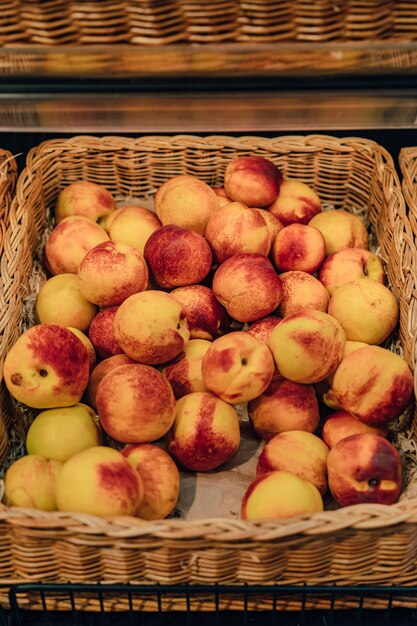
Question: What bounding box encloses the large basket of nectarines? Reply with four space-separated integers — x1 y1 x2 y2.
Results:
0 134 416 612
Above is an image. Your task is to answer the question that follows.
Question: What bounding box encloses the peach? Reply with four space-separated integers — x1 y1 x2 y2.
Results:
309 209 368 256
328 279 398 345
247 316 281 347
224 156 282 207
4 324 90 409
272 224 326 274
201 331 274 403
26 403 102 462
267 179 321 226
331 345 414 427
67 327 97 371
170 285 231 340
86 354 136 411
167 391 240 471
253 208 283 245
36 273 98 332
248 375 320 440
88 306 124 360
96 363 176 443
322 410 387 449
212 253 282 323
205 202 271 263
162 339 211 399
114 291 189 364
144 224 212 289
121 444 179 520
4 455 63 511
108 205 161 254
155 175 219 235
319 248 385 296
44 216 110 275
78 241 149 307
277 271 329 317
269 310 346 384
55 446 143 517
55 180 115 224
257 431 329 495
241 470 323 520
327 434 402 506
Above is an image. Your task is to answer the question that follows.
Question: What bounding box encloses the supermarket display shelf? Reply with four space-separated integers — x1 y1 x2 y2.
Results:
1 40 417 133
2 42 417 79
3 582 417 626
1 88 417 133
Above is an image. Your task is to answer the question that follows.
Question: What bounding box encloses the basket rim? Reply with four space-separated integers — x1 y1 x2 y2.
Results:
0 150 17 197
2 133 411 541
24 132 393 151
0 148 17 177
399 145 417 170
20 133 398 176
18 133 400 203
398 145 417 213
2 496 417 540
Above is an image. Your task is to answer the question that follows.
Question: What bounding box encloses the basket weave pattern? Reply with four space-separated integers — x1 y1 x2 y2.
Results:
0 135 416 609
0 149 18 463
399 146 417 390
0 1 416 45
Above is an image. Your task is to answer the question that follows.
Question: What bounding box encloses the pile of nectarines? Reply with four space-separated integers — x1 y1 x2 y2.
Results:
1 154 414 522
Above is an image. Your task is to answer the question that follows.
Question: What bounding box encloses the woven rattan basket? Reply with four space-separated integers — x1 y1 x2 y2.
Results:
1 134 417 612
0 0 416 45
400 146 417 250
0 149 18 465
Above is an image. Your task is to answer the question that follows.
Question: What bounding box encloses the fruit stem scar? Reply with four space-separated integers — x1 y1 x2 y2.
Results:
39 369 48 377
241 358 248 366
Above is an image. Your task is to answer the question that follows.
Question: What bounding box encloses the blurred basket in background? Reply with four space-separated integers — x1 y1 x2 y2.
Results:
344 0 395 40
126 0 188 45
0 1 416 45
394 2 417 39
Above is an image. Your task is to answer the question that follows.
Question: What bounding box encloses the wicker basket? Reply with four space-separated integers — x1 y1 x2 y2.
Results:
400 146 417 234
1 134 417 612
0 0 416 45
0 149 18 465
399 146 417 369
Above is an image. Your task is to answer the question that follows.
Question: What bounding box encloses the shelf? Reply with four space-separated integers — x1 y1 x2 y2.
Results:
1 90 417 133
6 582 417 625
0 42 416 133
1 41 417 79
